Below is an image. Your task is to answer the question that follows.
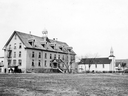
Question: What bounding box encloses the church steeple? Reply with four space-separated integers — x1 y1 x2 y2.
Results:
109 47 115 57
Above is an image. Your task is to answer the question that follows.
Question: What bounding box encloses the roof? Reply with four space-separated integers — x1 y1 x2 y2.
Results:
50 58 64 64
79 58 112 65
4 31 76 55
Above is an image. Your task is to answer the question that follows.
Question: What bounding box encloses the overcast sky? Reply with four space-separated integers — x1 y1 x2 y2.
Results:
0 0 128 59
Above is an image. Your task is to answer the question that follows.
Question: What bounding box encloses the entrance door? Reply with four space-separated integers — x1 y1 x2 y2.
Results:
53 63 58 68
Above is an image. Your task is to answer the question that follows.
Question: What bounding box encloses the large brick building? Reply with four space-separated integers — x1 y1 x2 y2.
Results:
3 30 76 73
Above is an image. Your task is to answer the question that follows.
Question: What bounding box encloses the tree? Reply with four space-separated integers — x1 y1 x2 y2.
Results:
88 53 98 72
121 62 126 74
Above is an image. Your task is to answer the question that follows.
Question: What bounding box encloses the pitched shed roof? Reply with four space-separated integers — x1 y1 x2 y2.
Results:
79 58 112 64
4 31 76 55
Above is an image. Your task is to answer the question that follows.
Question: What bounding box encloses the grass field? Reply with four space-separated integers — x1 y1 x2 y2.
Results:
0 73 128 96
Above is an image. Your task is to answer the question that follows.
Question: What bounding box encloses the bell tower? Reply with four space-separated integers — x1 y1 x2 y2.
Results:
109 47 114 57
109 47 115 72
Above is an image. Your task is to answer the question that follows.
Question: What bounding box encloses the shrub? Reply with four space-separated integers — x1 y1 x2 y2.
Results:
86 70 90 73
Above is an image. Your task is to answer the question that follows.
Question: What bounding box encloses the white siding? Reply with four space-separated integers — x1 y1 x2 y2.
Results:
4 34 27 72
78 63 111 72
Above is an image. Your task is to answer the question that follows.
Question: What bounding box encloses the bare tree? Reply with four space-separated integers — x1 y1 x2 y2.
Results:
121 62 126 74
88 53 98 72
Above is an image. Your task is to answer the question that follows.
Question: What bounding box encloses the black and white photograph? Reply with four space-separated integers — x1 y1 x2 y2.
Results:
0 0 128 96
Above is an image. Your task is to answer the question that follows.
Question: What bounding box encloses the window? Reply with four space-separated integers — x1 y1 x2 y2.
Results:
28 39 35 47
58 55 60 59
19 43 22 49
39 52 41 58
18 59 22 66
54 54 56 59
51 46 54 49
41 44 45 48
13 60 16 65
50 54 52 59
14 52 16 58
38 60 41 67
14 43 16 49
95 64 97 68
32 60 34 67
60 47 62 50
45 53 47 59
8 60 11 66
19 51 21 57
9 45 11 50
103 64 104 68
29 41 33 46
62 55 64 60
44 60 47 67
32 52 34 58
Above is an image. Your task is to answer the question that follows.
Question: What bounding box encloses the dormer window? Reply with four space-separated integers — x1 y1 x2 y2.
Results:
28 39 35 47
68 49 71 52
51 46 54 49
41 44 45 48
60 47 63 50
67 47 72 52
29 41 33 46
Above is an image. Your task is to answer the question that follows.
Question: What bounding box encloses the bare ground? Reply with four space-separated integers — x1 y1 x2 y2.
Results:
0 73 128 96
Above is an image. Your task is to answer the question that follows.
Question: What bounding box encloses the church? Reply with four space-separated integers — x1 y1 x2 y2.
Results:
78 48 115 72
3 30 76 73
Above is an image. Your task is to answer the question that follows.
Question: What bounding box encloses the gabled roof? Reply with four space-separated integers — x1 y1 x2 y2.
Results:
4 31 76 55
50 58 64 64
79 58 112 65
